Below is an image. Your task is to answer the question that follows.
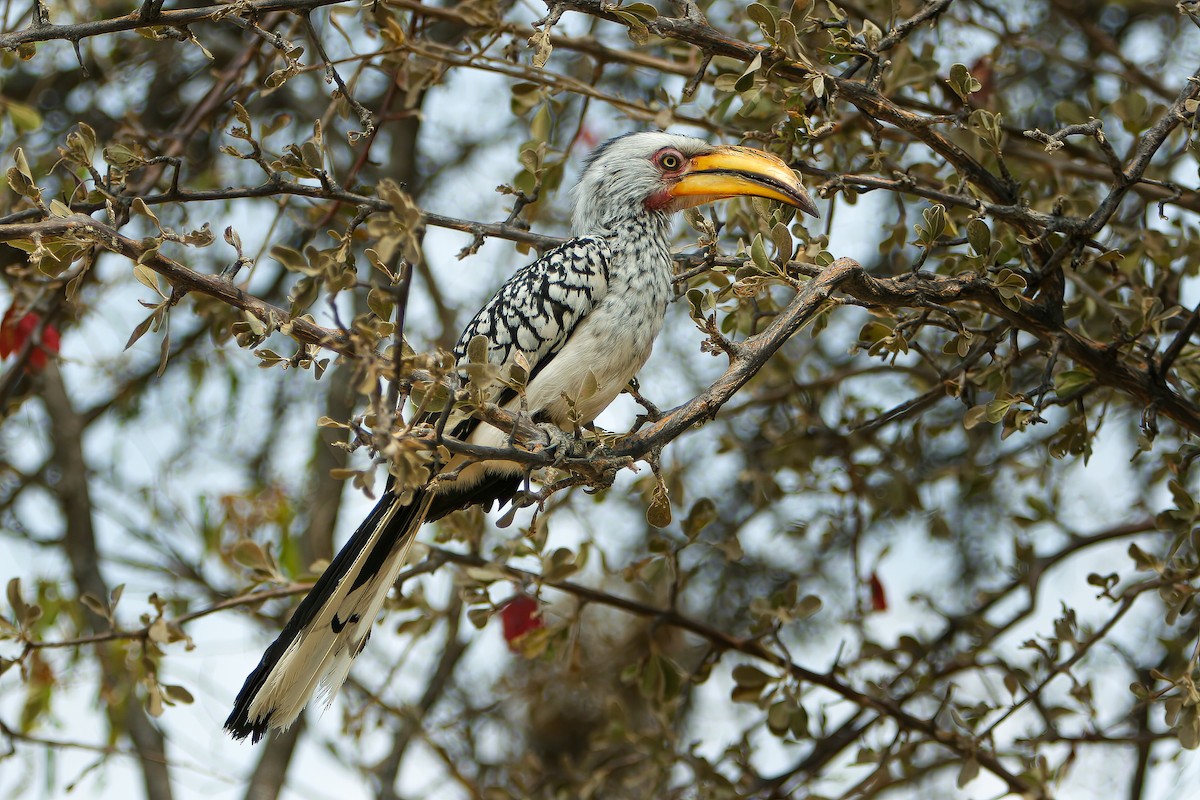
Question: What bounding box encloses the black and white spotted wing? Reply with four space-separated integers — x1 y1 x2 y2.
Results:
452 236 610 382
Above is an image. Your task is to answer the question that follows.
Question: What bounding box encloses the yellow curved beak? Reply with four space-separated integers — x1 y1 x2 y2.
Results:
668 146 819 217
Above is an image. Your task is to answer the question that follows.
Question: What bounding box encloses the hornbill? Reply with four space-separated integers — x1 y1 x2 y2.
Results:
225 131 818 742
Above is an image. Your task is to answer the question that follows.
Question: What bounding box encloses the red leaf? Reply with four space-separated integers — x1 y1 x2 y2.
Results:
0 307 16 359
1 306 60 372
498 594 544 650
869 572 888 612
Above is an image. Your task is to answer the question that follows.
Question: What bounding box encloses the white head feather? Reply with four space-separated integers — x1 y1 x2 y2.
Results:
570 132 717 235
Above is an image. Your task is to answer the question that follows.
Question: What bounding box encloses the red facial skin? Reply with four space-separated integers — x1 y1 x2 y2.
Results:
0 306 60 372
644 147 689 211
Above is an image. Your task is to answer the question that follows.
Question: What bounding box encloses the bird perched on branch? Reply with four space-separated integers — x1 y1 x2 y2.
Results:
225 131 817 742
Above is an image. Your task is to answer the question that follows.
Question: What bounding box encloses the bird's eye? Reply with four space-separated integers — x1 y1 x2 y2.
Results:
657 151 683 171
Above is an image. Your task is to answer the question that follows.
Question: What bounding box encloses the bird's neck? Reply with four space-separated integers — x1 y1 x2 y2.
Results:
572 202 670 240
599 211 676 319
587 210 674 277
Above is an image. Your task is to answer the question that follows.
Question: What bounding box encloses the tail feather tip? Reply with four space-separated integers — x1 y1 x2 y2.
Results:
224 706 273 743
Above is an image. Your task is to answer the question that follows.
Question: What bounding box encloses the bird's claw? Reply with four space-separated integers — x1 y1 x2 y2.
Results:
587 439 614 461
532 422 588 463
505 409 586 462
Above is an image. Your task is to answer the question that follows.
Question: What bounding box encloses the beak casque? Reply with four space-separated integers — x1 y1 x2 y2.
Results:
668 146 819 217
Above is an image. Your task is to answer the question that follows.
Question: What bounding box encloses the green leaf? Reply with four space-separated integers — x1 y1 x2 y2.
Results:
750 233 771 271
367 287 394 321
682 498 717 539
746 3 776 38
1053 368 1094 396
957 756 980 788
231 539 276 577
767 700 791 735
917 204 946 245
124 307 162 350
133 263 164 297
621 2 658 20
104 142 145 169
964 407 990 431
232 101 251 129
467 334 490 364
967 218 990 255
13 147 32 181
686 288 716 322
1128 543 1161 572
541 548 579 582
947 63 982 102
271 245 308 273
992 269 1027 303
985 396 1014 423
1168 479 1197 516
735 53 763 93
6 579 25 622
162 684 194 705
611 10 651 45
788 0 813 26
646 481 672 528
789 703 809 738
860 19 882 50
6 163 38 199
131 197 161 228
80 593 108 621
5 101 42 133
795 594 822 618
732 664 772 690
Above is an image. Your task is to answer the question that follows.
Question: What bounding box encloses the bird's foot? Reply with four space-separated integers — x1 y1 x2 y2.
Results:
585 437 615 461
530 422 589 463
503 409 585 461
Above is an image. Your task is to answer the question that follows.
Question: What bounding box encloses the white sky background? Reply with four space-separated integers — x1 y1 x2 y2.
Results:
3 2 1200 798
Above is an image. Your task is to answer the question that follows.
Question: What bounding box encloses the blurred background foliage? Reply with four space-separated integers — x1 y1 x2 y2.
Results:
2 0 1200 798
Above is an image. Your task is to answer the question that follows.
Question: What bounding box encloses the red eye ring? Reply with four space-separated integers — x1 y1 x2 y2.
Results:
656 149 684 172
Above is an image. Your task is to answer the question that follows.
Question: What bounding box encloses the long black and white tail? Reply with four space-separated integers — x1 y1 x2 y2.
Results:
225 470 521 743
224 487 431 742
